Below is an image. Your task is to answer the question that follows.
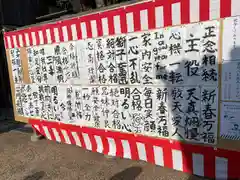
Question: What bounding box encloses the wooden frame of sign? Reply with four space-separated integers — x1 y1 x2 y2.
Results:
6 47 30 123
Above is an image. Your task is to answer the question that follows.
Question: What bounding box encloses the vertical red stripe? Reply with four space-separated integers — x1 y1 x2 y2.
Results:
66 24 73 41
228 155 239 178
133 11 141 32
220 0 231 18
31 124 41 135
97 20 103 38
115 138 124 158
35 30 40 46
65 130 76 145
200 0 210 21
49 26 55 43
129 141 138 160
58 23 64 42
56 127 65 143
101 136 109 155
75 20 82 40
27 30 33 46
163 146 173 168
148 5 155 30
182 151 193 174
9 35 14 48
78 132 86 148
34 126 42 136
15 33 20 48
107 16 115 35
37 124 45 137
22 31 27 47
88 134 97 152
204 153 215 179
47 128 57 141
41 28 48 45
85 21 92 39
163 2 172 27
181 0 190 24
120 12 127 34
145 144 155 164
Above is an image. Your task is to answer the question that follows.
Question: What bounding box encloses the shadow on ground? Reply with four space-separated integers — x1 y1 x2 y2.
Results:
0 107 32 134
110 166 142 180
23 171 45 180
109 166 207 180
0 120 32 134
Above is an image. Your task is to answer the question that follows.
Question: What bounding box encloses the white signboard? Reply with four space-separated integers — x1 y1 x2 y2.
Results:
221 16 240 101
222 61 240 101
222 16 240 61
13 20 221 145
220 102 240 140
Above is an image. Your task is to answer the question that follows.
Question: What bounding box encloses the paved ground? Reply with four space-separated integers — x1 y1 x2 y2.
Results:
0 122 207 180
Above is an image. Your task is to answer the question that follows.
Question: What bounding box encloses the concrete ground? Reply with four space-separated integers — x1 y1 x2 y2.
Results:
0 122 207 180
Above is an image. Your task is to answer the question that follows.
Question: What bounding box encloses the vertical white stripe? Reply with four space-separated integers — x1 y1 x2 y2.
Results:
31 32 36 45
33 125 40 132
153 146 164 166
140 9 148 30
231 0 240 16
107 138 116 156
62 26 68 42
155 6 164 28
81 22 87 39
25 33 30 46
172 3 181 25
210 0 220 19
101 18 109 36
136 143 147 161
71 24 78 40
94 135 103 153
13 35 17 47
192 153 204 177
121 140 131 159
216 157 228 180
71 132 81 147
52 128 61 142
54 28 60 42
126 13 134 32
172 150 183 171
7 36 12 48
90 20 98 38
19 35 23 47
190 0 200 22
46 29 51 44
43 126 51 140
82 133 92 150
38 31 44 44
61 130 71 144
113 15 121 34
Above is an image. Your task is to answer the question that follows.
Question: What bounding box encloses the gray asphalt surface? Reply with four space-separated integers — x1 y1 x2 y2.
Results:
0 124 207 180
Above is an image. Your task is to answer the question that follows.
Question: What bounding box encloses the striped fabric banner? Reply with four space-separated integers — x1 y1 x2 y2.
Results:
29 119 240 179
4 0 239 49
